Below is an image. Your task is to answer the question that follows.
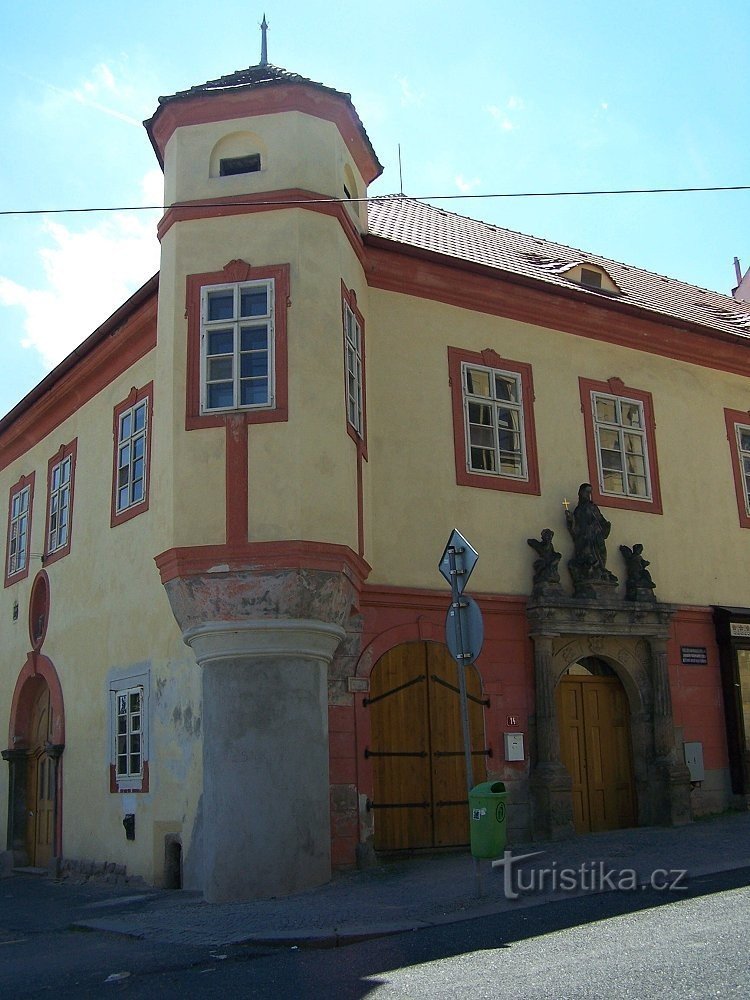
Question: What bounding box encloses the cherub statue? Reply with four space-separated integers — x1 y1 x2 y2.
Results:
619 543 656 602
527 528 562 597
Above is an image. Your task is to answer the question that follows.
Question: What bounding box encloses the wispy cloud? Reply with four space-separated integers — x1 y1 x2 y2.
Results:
19 62 144 127
396 75 425 107
488 95 527 132
455 175 481 194
0 174 161 368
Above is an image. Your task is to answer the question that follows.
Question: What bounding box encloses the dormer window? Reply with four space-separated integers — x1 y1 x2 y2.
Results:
219 153 261 177
580 267 603 289
562 262 622 295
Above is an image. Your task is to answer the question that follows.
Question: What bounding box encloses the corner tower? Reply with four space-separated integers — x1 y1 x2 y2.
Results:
145 61 381 233
146 54 380 902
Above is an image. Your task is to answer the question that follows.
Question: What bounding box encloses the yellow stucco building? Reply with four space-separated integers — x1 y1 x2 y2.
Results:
2 55 750 902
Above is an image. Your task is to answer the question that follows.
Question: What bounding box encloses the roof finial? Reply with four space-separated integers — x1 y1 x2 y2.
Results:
260 14 269 66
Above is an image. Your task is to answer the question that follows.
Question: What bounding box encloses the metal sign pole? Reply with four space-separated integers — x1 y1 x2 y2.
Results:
448 545 476 805
447 543 482 899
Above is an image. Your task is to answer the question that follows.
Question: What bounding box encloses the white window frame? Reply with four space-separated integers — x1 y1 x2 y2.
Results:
48 455 72 554
344 301 363 435
200 279 275 414
109 669 149 792
462 362 528 480
735 423 750 515
115 398 149 514
7 484 31 577
591 391 652 500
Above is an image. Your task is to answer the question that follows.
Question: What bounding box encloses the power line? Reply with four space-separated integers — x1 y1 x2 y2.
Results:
0 184 748 217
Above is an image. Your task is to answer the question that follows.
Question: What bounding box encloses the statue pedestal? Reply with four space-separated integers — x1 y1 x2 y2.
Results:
571 577 619 601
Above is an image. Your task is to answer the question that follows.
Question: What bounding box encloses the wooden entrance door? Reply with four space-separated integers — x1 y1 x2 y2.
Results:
557 674 636 833
367 642 487 851
25 684 55 867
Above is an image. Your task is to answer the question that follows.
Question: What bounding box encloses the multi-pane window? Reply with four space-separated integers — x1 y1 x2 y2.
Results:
48 455 72 554
591 392 651 499
201 280 274 412
7 485 31 577
463 363 527 479
735 424 750 516
115 686 143 780
116 398 148 514
344 301 363 435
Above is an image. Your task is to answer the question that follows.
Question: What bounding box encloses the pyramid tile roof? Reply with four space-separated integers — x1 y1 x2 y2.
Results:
151 63 380 176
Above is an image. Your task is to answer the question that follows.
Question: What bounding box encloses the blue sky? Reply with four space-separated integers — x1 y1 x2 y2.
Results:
1 1 748 419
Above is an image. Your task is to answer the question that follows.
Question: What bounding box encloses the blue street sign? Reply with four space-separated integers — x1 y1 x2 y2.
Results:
445 594 485 665
438 529 479 593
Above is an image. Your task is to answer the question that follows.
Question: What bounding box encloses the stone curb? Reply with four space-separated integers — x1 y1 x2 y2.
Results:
238 922 430 949
68 854 750 951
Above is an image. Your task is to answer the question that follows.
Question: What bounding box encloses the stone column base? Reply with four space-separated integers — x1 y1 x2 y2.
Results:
185 619 345 904
530 762 575 841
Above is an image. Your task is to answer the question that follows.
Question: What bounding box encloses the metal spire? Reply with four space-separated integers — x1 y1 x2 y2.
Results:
260 14 269 66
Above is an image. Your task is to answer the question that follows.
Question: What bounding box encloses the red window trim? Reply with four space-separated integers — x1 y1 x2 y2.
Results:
109 761 150 794
43 439 78 567
185 259 290 431
724 408 750 529
110 383 154 528
578 376 663 514
4 471 35 588
341 281 368 459
448 346 541 495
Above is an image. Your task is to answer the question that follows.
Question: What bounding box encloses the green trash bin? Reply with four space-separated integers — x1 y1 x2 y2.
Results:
469 781 507 859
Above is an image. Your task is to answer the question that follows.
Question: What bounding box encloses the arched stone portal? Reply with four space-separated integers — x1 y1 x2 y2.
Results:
3 652 65 867
527 598 692 841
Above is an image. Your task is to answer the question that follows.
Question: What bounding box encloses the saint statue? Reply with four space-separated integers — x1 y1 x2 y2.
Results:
565 483 617 596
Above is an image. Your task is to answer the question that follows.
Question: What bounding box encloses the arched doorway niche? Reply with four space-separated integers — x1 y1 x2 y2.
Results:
3 653 65 867
527 599 692 842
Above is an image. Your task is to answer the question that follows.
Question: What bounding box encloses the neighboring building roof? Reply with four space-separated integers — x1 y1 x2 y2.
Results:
0 274 159 441
367 196 750 341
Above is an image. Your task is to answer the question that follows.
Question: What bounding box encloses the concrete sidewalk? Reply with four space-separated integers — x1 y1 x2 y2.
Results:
70 811 750 948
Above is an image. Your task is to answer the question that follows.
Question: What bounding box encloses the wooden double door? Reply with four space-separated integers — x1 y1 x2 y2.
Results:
367 642 487 852
557 673 636 833
25 685 55 867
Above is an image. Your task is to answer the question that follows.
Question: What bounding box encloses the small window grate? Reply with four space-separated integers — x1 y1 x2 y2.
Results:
220 154 261 177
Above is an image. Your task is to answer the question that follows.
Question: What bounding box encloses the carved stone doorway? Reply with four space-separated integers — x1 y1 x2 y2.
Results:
527 598 692 842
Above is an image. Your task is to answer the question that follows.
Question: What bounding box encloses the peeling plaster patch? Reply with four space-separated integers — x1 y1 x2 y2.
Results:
208 564 231 574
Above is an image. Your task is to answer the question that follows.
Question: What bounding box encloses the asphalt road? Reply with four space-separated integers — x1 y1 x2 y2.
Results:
2 867 749 998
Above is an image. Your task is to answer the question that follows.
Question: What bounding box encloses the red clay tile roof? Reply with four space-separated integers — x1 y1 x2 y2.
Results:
367 196 750 340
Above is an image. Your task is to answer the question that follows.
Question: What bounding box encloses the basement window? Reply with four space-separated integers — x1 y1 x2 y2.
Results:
219 154 261 177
